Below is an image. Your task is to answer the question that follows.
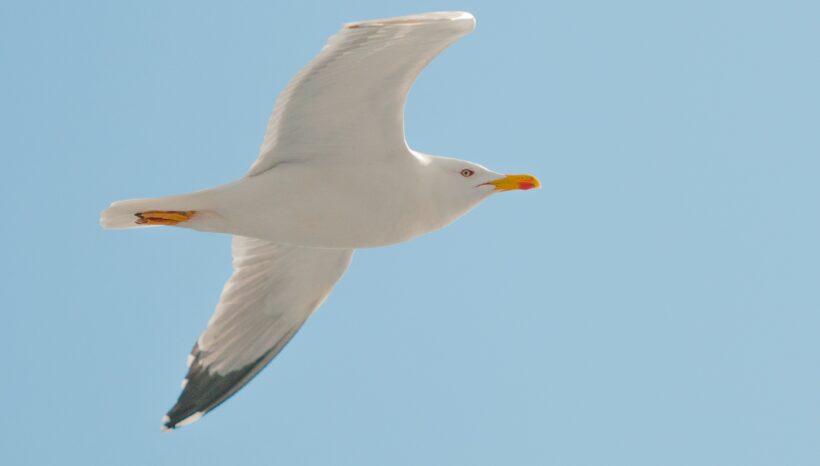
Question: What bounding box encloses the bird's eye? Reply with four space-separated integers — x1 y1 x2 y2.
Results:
460 169 475 177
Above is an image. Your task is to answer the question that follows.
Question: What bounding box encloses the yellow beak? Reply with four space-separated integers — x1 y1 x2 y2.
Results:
485 174 541 192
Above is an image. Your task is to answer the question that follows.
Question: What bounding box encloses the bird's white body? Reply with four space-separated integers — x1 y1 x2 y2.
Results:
100 11 539 431
110 151 499 248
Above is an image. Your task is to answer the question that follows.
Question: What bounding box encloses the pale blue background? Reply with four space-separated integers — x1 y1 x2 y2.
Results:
2 0 819 464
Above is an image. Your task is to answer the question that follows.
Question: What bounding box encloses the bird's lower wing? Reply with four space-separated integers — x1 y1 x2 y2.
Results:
162 236 353 430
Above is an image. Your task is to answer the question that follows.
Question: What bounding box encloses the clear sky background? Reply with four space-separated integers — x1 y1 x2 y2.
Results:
2 0 819 464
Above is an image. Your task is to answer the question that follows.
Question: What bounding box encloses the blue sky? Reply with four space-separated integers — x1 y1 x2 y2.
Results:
3 0 820 464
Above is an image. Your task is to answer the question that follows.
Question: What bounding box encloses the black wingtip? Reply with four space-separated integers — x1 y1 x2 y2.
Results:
162 342 284 431
161 410 204 431
161 416 175 432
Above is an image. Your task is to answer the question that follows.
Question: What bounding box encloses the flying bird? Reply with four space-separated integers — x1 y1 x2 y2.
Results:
101 11 540 431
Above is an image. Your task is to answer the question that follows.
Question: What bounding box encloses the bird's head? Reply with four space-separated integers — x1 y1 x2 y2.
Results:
420 155 540 221
427 155 540 193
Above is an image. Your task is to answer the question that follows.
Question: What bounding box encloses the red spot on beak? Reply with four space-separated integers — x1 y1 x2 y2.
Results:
518 182 536 190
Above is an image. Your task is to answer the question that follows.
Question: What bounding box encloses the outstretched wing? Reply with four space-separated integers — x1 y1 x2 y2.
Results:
247 11 476 176
162 236 353 430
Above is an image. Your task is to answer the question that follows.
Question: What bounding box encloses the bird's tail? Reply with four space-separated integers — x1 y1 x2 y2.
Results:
100 193 209 230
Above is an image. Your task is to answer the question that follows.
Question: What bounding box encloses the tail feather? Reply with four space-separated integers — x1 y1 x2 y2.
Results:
100 193 206 230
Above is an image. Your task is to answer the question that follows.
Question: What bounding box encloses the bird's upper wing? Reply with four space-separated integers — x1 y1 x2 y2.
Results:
163 236 353 430
247 11 476 176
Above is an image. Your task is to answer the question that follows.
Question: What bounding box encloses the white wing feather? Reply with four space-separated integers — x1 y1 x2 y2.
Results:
248 11 475 175
163 236 353 429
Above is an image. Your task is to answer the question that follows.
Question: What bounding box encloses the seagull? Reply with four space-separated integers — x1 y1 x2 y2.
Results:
101 11 540 431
